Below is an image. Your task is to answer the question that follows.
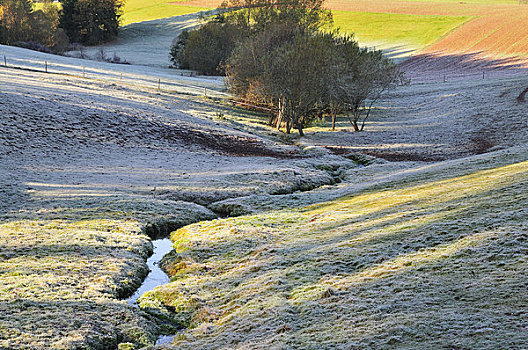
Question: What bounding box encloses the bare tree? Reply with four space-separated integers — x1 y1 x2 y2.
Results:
342 49 404 132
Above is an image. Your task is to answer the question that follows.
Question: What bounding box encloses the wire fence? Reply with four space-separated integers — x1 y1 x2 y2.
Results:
1 53 274 113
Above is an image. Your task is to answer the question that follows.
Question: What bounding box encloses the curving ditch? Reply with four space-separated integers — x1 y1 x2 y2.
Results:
125 158 362 346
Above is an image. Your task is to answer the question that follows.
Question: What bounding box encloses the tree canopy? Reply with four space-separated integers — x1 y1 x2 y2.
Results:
171 0 404 136
226 26 404 135
0 0 68 51
170 0 333 74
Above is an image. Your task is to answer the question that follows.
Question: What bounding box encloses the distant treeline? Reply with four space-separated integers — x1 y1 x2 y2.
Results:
0 0 123 52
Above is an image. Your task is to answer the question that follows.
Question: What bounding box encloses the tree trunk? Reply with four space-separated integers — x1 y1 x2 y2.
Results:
286 118 292 134
346 113 360 132
276 97 285 129
268 114 276 126
297 117 304 136
331 110 336 131
352 120 359 132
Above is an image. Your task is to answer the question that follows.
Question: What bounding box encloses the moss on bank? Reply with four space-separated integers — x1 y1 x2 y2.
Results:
0 195 220 349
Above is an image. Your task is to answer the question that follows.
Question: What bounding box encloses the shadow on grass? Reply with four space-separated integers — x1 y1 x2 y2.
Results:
155 157 528 348
399 51 528 83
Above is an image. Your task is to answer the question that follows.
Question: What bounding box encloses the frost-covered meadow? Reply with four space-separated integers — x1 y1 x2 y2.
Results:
1 12 528 348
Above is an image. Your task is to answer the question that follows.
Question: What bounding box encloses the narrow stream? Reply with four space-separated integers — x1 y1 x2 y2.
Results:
127 238 173 306
127 238 177 345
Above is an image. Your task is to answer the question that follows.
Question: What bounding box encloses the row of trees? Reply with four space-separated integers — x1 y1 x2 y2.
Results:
171 0 404 135
0 0 122 51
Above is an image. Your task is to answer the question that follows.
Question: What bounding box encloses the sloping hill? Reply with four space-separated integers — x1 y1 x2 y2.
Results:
145 144 528 349
84 12 206 67
166 0 528 60
0 47 354 349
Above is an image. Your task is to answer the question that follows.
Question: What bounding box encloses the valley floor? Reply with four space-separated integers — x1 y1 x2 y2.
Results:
1 44 527 349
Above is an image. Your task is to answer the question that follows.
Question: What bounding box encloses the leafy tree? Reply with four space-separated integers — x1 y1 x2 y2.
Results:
0 0 33 44
170 29 190 69
225 22 299 105
227 26 339 135
267 31 337 135
171 0 332 75
59 0 123 45
174 0 402 135
227 27 404 135
218 0 332 32
319 35 358 131
171 20 242 75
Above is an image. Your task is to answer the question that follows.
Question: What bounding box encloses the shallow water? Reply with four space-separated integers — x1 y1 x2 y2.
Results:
127 238 173 306
155 334 176 346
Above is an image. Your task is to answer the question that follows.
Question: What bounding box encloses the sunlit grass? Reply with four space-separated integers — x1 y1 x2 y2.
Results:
32 0 209 26
400 0 518 3
333 11 472 50
0 180 215 348
0 217 157 348
143 151 528 348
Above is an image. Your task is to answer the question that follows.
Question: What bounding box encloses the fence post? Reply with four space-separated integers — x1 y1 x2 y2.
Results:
3 55 6 67
82 66 85 78
158 78 161 91
120 72 122 81
443 74 446 83
204 88 207 97
482 71 485 79
45 61 48 73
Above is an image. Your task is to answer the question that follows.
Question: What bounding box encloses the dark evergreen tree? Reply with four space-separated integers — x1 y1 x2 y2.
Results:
59 0 122 45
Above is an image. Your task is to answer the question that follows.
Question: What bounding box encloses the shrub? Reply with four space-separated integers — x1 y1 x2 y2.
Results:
13 41 52 53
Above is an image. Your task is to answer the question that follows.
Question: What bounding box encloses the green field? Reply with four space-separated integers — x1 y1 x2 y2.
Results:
32 0 211 26
333 11 472 50
122 0 212 25
118 0 474 52
31 0 475 49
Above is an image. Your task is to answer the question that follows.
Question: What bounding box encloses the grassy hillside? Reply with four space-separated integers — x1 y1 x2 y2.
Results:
34 0 528 58
118 0 472 51
141 146 528 349
117 0 528 59
401 0 517 3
